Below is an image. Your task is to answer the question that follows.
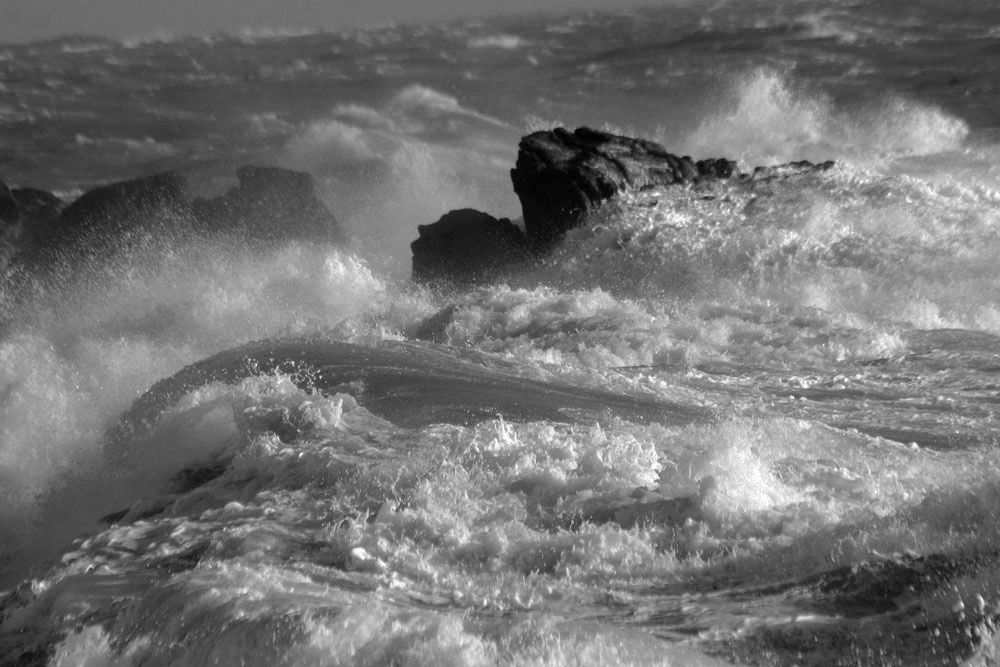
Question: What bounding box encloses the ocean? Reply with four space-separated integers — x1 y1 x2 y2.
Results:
2 1 1000 664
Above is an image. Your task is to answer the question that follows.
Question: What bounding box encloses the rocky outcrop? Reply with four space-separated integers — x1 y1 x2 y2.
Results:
191 166 344 245
6 166 345 270
510 127 738 249
411 208 528 285
33 172 192 261
750 159 836 182
409 127 836 285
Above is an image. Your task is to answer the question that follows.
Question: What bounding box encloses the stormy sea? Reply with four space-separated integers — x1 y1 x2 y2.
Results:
3 1 1000 664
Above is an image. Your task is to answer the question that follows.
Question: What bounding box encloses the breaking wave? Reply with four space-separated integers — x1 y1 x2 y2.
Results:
685 68 969 167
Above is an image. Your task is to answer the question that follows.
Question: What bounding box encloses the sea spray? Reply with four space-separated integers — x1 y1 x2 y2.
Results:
0 241 411 584
685 67 969 167
5 3 1000 663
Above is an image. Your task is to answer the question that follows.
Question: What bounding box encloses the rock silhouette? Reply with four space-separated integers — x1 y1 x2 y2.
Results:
411 208 528 286
410 126 835 284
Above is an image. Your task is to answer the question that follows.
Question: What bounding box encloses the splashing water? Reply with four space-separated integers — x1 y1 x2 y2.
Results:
4 2 1000 664
686 68 969 167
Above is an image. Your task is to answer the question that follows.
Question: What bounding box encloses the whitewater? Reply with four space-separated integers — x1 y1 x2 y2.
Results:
2 1 1000 664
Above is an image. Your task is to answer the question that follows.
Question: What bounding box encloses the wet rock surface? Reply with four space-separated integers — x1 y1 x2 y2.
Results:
410 127 835 285
411 208 528 286
510 127 738 249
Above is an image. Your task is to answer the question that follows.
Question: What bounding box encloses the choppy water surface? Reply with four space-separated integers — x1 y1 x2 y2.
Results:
3 1 1000 664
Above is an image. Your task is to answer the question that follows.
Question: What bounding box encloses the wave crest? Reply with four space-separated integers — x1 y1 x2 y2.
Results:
686 68 968 166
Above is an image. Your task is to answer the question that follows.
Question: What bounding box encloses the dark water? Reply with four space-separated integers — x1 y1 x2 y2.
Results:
2 1 1000 664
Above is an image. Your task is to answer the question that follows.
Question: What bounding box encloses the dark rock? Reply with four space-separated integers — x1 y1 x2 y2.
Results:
31 171 193 261
510 127 735 249
411 208 528 285
750 159 836 182
576 494 698 529
813 551 993 617
0 181 19 228
696 157 739 179
192 165 344 244
5 166 344 272
509 127 836 250
0 186 64 274
12 188 63 225
0 182 20 275
410 127 837 286
10 188 64 243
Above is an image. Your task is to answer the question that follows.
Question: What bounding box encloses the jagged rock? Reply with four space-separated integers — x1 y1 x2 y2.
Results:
411 127 836 285
696 157 739 180
750 159 836 182
510 127 737 248
192 165 344 244
411 208 528 285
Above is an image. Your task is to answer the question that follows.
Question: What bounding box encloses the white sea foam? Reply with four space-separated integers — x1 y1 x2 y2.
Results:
467 34 525 50
21 394 1000 664
281 85 519 269
233 27 323 43
522 164 1000 338
797 12 860 43
122 136 178 157
6 6 1000 662
0 241 404 584
685 68 969 167
120 30 178 49
388 84 510 129
246 112 295 137
283 118 379 168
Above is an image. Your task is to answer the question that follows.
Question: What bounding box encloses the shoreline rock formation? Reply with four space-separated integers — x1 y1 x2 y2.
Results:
4 127 834 291
2 166 344 273
411 126 834 285
191 166 345 246
410 208 528 286
36 172 191 263
511 126 737 250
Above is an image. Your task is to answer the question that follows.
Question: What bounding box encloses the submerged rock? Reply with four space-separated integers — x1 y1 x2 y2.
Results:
510 127 737 249
192 165 344 244
411 208 528 285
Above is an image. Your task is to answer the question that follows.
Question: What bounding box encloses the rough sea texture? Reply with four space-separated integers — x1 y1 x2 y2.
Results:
3 1 1000 664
